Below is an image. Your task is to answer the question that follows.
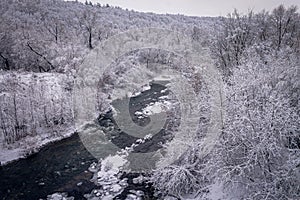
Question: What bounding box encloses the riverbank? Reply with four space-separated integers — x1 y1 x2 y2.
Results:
0 127 75 166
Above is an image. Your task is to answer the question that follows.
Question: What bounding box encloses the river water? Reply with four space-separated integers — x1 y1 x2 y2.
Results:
0 82 173 200
0 133 96 199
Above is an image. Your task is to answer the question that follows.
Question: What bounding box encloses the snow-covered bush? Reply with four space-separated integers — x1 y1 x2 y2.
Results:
208 49 300 199
151 143 212 199
151 165 200 198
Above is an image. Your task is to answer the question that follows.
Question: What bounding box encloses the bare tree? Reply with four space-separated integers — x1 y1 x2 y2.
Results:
81 9 97 49
27 42 55 72
211 5 300 79
270 5 299 50
210 9 255 77
0 34 13 70
43 15 64 44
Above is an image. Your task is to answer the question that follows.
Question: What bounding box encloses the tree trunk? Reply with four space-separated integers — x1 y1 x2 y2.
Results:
88 28 93 49
13 93 19 141
27 42 55 71
0 53 10 70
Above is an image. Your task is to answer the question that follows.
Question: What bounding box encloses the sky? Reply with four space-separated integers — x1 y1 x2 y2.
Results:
74 0 300 17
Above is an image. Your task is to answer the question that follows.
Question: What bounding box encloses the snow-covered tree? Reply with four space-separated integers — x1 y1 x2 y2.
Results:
207 47 299 200
211 5 300 78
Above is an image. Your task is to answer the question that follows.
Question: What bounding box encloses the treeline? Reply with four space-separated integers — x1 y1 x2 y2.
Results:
0 0 215 73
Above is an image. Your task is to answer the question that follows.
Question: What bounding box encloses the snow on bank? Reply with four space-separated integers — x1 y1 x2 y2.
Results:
127 84 152 98
0 127 75 165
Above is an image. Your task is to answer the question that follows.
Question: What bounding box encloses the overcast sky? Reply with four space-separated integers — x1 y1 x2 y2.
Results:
74 0 300 17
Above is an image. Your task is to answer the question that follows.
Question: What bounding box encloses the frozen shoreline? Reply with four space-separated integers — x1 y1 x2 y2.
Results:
0 127 75 166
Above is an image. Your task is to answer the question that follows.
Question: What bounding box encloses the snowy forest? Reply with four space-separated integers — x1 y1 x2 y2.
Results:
0 0 299 200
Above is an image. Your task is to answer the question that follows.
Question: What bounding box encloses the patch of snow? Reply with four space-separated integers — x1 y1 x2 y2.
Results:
46 192 74 200
153 75 174 81
131 91 141 97
142 101 171 116
161 89 168 93
125 194 142 200
86 155 129 199
158 95 169 99
110 184 122 192
205 182 225 200
101 155 128 172
141 84 151 92
86 135 154 199
130 190 144 197
130 84 151 98
0 148 25 166
132 175 146 184
134 111 144 116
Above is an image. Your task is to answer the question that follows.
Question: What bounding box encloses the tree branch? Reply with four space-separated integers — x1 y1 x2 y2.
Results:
27 42 54 71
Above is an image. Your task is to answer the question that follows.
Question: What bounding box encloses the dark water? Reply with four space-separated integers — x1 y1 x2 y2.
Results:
0 133 97 199
0 82 173 200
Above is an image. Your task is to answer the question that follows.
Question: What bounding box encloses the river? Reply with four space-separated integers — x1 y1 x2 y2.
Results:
0 82 173 200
